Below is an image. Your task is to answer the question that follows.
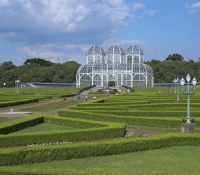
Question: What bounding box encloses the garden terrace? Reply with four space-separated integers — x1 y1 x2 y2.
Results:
0 114 125 147
1 87 200 174
58 91 200 128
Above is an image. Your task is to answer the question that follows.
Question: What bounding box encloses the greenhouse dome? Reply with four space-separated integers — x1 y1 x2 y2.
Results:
76 45 154 87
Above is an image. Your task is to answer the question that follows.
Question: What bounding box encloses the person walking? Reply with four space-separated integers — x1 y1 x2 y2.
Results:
86 95 88 101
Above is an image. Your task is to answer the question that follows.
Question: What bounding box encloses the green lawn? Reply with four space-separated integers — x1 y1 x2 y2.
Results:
13 123 79 134
0 87 78 95
16 146 200 174
18 100 81 112
0 117 10 123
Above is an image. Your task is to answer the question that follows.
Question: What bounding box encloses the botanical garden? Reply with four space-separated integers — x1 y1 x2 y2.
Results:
0 85 200 175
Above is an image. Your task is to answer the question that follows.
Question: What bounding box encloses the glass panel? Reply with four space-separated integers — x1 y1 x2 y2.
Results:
121 56 126 64
127 64 132 71
114 46 120 54
93 65 101 73
80 74 92 87
88 65 92 73
94 46 100 54
108 65 113 72
88 47 94 55
123 74 131 86
134 56 139 63
114 55 120 64
102 56 106 64
95 55 101 64
140 55 143 63
126 46 132 55
134 46 139 54
93 74 102 86
133 74 146 86
108 74 114 81
127 55 132 64
88 56 93 64
103 74 107 87
107 47 113 54
108 55 113 64
117 74 122 86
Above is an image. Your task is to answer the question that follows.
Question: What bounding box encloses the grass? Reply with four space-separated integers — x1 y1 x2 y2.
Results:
16 146 200 174
0 117 10 123
126 124 181 132
0 87 78 95
126 125 200 133
18 100 81 112
13 123 79 134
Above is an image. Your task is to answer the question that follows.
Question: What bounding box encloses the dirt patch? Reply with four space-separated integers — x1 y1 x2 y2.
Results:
125 128 166 137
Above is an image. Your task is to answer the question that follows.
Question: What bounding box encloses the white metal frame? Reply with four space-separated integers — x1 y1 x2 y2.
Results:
76 45 154 87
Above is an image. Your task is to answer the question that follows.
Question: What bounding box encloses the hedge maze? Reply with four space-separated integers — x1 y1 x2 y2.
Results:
1 90 200 174
59 92 200 129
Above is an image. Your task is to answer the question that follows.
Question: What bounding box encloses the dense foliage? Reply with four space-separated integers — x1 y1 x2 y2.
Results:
145 58 200 83
0 56 200 86
0 58 81 87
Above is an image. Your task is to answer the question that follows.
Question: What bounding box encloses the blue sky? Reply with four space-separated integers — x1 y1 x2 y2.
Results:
0 0 200 66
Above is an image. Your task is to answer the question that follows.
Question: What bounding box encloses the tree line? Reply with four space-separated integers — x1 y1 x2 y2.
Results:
145 54 200 83
0 58 80 87
0 54 199 87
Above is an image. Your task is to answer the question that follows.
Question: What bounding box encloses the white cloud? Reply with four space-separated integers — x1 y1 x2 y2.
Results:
106 0 125 7
19 44 65 62
133 3 145 11
143 10 158 15
187 2 200 14
0 0 133 43
188 9 197 14
0 0 9 6
132 3 157 18
191 2 200 8
18 43 87 64
0 0 158 65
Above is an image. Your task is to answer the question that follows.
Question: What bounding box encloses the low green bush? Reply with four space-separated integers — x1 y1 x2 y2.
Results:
81 110 200 118
0 99 39 108
76 101 150 107
0 114 125 147
58 110 200 128
1 134 200 166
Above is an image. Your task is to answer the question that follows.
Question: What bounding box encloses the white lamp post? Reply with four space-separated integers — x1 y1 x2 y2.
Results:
173 77 180 101
180 74 197 124
15 79 20 94
173 78 177 94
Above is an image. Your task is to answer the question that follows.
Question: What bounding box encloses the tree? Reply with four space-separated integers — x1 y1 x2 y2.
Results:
166 54 184 62
23 58 53 67
0 61 16 70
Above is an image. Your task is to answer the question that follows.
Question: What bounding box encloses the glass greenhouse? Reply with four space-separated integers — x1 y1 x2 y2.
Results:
76 45 154 87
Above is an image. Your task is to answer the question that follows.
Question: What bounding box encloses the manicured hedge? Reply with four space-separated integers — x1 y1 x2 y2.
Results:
1 134 200 166
80 110 200 118
0 114 125 147
71 103 200 110
76 101 150 107
0 99 39 108
58 110 200 128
